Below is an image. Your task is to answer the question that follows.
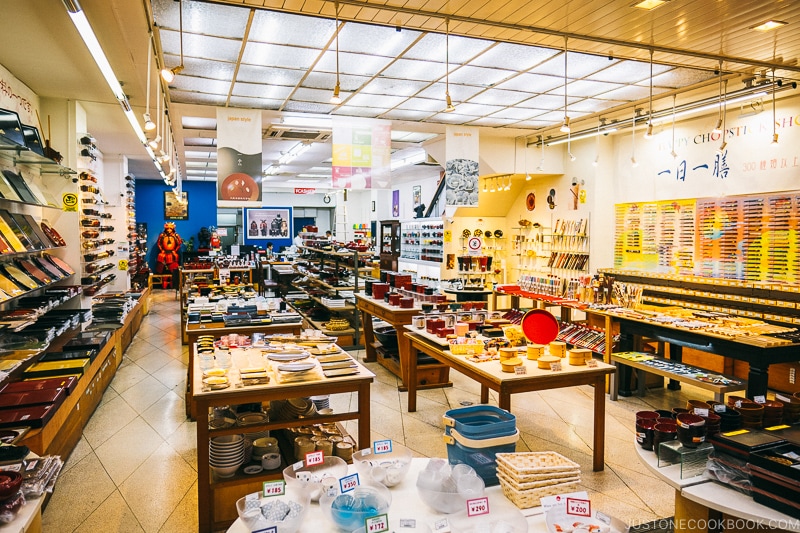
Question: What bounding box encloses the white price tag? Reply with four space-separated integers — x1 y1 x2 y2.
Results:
566 497 592 517
433 518 451 532
373 439 392 454
586 358 598 368
776 394 791 403
246 492 260 502
754 395 766 404
540 491 590 512
262 480 285 497
365 514 389 532
399 519 417 527
550 362 562 372
292 460 305 471
693 408 709 417
514 365 527 375
305 450 324 466
714 404 726 413
467 497 490 517
339 473 360 493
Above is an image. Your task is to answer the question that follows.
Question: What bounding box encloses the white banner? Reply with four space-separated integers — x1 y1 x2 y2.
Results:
445 126 479 207
331 117 391 189
216 108 262 207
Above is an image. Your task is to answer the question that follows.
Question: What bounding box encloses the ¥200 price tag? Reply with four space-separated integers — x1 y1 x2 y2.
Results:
305 450 324 467
262 480 285 497
373 439 392 454
365 514 389 532
566 497 592 517
466 496 490 517
340 473 360 493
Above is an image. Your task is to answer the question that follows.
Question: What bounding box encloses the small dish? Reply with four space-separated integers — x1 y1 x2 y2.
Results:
277 362 316 372
243 464 263 475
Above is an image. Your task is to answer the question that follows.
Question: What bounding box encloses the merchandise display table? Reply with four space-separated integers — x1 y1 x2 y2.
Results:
634 444 800 532
193 353 375 533
404 328 615 471
443 287 494 302
355 293 451 391
227 458 549 532
184 322 303 419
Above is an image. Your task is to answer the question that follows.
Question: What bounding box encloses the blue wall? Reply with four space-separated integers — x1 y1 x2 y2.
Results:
136 180 218 271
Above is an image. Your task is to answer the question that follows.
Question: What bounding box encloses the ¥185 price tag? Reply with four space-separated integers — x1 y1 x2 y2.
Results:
466 496 490 517
340 473 360 493
305 450 324 467
373 439 392 454
566 497 592 517
365 514 389 532
262 480 285 497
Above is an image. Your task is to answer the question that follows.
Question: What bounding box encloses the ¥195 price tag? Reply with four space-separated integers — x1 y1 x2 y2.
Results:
262 480 285 497
466 496 490 517
550 362 562 372
514 365 527 375
340 473 360 493
305 450 324 467
566 497 592 517
373 439 392 454
365 514 389 532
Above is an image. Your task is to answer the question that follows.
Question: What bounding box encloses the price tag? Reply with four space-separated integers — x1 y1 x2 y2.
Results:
262 480 285 497
566 497 592 517
540 491 590 512
693 408 709 417
253 527 277 533
776 393 792 403
340 473 360 493
754 395 766 404
373 439 392 454
467 497 490 517
292 460 305 471
433 518 451 532
734 400 743 408
399 519 417 527
550 361 562 372
514 365 527 375
305 450 324 467
596 511 611 525
365 514 389 532
586 358 598 368
713 404 726 413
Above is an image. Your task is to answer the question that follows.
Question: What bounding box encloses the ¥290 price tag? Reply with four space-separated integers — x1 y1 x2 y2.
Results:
340 473 360 493
566 497 592 517
305 450 324 467
365 514 389 532
466 496 490 517
262 480 285 497
373 439 392 454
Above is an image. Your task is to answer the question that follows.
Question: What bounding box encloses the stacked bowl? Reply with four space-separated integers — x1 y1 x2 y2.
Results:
784 393 800 424
635 411 659 451
736 401 764 429
210 435 245 478
762 400 784 427
675 413 706 448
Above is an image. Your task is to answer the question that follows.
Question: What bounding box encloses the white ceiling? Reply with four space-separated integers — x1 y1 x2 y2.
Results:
2 0 799 188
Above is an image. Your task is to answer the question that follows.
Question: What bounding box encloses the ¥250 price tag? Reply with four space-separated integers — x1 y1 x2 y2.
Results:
262 480 285 497
365 514 389 532
340 473 360 493
467 496 490 517
305 450 324 467
373 439 392 454
566 497 592 517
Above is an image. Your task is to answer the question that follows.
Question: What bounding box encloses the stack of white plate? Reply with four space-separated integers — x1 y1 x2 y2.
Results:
270 398 317 420
210 435 245 478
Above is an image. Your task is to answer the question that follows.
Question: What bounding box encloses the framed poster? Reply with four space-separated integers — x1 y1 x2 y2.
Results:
245 207 291 239
164 191 188 220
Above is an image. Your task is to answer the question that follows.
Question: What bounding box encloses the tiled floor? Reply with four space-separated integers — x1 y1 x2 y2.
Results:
43 289 710 532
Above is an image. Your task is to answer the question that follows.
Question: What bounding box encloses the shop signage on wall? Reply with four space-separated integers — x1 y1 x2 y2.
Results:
294 188 315 195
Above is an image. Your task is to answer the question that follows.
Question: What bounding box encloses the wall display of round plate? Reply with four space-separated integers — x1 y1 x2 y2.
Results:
277 362 316 372
526 192 536 211
493 230 503 238
462 229 471 238
520 309 560 345
473 229 482 237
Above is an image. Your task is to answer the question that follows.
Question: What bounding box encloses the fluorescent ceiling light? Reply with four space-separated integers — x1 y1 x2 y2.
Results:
669 91 766 121
65 7 125 101
286 179 323 183
185 150 217 159
751 20 788 31
631 0 668 10
278 142 312 165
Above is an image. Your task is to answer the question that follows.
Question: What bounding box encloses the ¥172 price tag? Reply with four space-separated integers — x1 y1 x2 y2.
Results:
340 473 360 493
365 514 389 532
262 480 285 497
373 439 392 454
566 497 592 517
305 450 324 467
466 496 490 517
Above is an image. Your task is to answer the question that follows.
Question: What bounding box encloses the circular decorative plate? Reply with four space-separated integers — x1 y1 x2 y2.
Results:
526 192 536 211
520 309 560 345
220 173 259 201
462 229 471 238
493 230 503 238
473 229 482 237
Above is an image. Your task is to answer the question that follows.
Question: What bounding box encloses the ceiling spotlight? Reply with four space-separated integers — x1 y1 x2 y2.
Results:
504 177 511 191
445 92 456 113
772 132 779 145
631 156 638 167
712 118 723 134
536 160 544 172
159 151 170 163
643 122 654 139
148 134 161 150
560 116 571 133
569 152 576 162
143 113 156 131
161 0 184 83
592 155 599 167
444 19 455 113
330 82 342 105
160 65 182 83
670 149 678 158
331 1 342 105
717 141 728 154
525 173 531 181
482 179 488 193
489 178 496 193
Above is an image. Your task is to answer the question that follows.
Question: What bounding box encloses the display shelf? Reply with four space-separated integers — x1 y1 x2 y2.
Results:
0 139 77 176
379 219 400 272
400 219 443 263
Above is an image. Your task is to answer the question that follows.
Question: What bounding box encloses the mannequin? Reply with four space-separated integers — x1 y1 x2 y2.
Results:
156 222 183 275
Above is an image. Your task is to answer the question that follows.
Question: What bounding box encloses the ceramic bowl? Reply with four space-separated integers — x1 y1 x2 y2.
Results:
0 471 22 499
352 443 413 487
282 455 347 501
211 463 242 478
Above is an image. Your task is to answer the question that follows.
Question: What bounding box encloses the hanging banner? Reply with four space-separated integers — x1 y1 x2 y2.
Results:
216 108 262 207
445 126 479 207
331 117 391 189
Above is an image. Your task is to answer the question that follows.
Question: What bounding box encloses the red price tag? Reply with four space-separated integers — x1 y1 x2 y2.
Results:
566 497 592 517
339 473 360 493
305 450 324 466
262 480 285 497
373 440 392 454
466 497 490 517
365 514 389 532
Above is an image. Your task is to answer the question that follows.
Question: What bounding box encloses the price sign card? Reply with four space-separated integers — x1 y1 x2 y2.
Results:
514 365 527 375
365 514 389 532
586 358 598 368
754 395 766 404
550 361 562 372
467 497 490 517
566 497 592 517
262 480 285 497
373 439 392 454
305 450 324 466
433 518 451 532
340 473 360 493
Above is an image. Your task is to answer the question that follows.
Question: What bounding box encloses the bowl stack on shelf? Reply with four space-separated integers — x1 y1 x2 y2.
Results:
495 452 581 509
209 435 245 478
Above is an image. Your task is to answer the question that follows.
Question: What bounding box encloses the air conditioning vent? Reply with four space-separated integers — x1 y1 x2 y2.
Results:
264 127 331 142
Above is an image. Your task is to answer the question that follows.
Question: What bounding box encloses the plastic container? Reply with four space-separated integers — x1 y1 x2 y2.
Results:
416 459 485 514
320 483 391 531
282 455 347 501
235 485 310 533
442 406 519 486
352 442 413 487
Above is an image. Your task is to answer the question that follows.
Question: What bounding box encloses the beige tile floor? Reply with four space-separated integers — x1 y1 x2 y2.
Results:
42 289 710 532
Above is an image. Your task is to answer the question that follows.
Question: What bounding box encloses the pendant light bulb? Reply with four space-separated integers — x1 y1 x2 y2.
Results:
772 133 779 145
569 152 576 162
712 118 723 135
504 177 511 191
670 149 678 158
444 18 455 113
489 178 496 193
143 113 156 131
482 179 488 193
631 156 638 167
525 174 532 181
644 122 654 139
445 92 456 113
330 82 342 104
161 1 184 83
592 155 599 167
717 141 727 154
560 116 571 133
149 135 161 150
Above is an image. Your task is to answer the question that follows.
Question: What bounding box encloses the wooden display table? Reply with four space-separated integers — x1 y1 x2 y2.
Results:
184 321 303 418
193 355 374 533
404 327 615 472
355 293 451 391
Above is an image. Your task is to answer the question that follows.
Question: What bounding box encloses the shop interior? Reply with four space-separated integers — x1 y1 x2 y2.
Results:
0 0 800 532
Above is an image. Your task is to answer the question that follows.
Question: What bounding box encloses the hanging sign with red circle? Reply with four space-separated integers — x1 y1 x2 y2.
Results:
467 236 483 255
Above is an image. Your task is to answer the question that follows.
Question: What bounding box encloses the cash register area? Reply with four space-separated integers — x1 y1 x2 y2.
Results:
40 290 693 532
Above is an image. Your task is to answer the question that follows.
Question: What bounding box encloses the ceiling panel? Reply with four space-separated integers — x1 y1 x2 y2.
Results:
495 73 563 93
380 58 445 81
235 64 306 86
153 0 249 38
302 72 371 91
447 65 517 87
467 88 532 106
232 82 294 99
415 83 485 101
469 42 560 71
249 10 335 47
241 42 322 69
401 33 495 64
360 77 431 96
534 51 620 79
338 22 423 56
313 50 395 76
161 30 242 63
